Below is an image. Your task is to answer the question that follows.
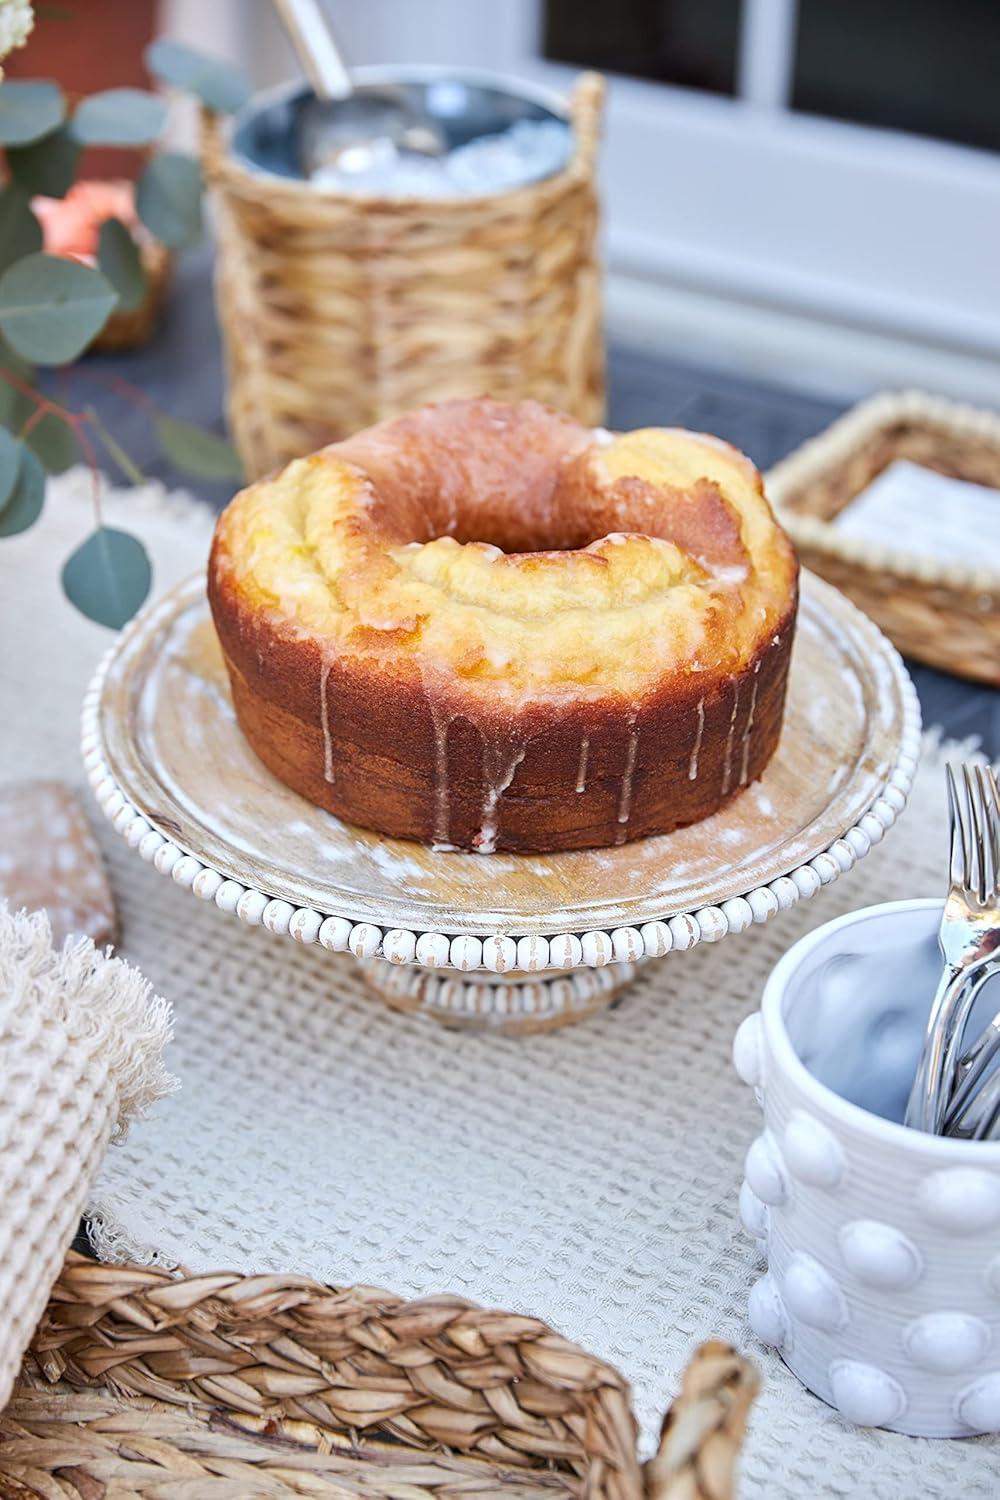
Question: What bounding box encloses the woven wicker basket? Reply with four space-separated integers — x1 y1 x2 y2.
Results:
202 73 605 479
3 1253 758 1498
91 240 172 354
767 390 1000 685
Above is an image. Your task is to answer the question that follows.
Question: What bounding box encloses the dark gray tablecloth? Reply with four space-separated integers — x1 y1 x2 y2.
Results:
52 244 999 756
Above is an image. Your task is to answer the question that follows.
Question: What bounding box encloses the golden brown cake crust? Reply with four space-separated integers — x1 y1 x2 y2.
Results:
208 398 799 853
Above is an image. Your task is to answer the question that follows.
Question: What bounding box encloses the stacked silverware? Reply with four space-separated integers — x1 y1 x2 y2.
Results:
905 763 1000 1137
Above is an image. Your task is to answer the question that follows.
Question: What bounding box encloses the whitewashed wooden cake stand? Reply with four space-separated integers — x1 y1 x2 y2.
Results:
81 569 920 1034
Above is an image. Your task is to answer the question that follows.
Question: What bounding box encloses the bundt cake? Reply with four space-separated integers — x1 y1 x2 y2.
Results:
208 397 798 853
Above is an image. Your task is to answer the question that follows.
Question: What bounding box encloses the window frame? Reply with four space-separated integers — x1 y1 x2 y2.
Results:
518 0 1000 358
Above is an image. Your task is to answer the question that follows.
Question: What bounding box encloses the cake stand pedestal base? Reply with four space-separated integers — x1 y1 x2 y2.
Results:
357 960 639 1035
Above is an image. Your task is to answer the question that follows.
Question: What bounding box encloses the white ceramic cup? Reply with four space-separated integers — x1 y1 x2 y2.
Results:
734 898 1000 1437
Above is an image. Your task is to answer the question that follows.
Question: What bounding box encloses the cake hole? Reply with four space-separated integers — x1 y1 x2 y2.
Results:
337 397 748 571
445 511 613 555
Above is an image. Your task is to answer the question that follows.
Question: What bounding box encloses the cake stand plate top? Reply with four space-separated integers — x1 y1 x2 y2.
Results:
87 569 919 946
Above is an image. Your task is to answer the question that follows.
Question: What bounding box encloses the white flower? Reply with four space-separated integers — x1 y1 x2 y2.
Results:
0 0 33 67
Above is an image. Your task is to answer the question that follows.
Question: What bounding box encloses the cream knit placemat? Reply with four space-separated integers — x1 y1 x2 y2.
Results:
2 469 997 1499
0 905 174 1411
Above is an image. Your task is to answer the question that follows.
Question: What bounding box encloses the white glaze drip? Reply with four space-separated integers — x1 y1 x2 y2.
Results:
710 562 750 585
477 744 526 854
721 682 740 796
739 661 762 786
576 737 590 793
688 698 705 782
615 717 640 842
319 664 335 783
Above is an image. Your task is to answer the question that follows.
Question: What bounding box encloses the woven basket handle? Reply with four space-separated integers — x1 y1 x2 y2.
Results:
23 1258 758 1497
199 106 227 187
569 70 605 172
644 1341 760 1499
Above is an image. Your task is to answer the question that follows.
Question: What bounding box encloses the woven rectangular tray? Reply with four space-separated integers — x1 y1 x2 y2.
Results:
767 390 1000 685
3 1253 757 1498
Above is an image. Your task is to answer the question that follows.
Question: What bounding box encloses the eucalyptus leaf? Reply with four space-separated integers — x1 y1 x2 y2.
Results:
0 253 118 364
0 331 34 382
0 81 64 146
0 444 44 536
0 335 35 430
25 410 77 474
155 414 243 480
0 186 42 273
145 38 250 114
0 426 20 510
97 217 147 311
0 388 31 431
62 524 152 628
7 123 81 199
71 88 167 146
136 153 202 250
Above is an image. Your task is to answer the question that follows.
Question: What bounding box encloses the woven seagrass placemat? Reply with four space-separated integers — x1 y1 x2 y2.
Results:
1 470 997 1499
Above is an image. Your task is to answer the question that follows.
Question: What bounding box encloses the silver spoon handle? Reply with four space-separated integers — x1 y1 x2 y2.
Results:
941 961 1000 1103
272 0 352 101
904 962 963 1132
941 961 1000 1133
947 1059 1000 1140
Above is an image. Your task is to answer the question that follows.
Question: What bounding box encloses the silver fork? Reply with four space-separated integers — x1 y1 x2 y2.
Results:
939 764 1000 1137
904 763 1000 1133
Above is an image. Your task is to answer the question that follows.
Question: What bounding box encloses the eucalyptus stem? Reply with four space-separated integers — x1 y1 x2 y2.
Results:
0 365 103 520
84 405 147 487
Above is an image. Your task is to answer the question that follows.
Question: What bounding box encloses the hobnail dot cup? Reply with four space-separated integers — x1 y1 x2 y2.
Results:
735 898 1000 1437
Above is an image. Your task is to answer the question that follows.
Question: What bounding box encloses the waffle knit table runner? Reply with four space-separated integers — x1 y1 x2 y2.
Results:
1 469 997 1499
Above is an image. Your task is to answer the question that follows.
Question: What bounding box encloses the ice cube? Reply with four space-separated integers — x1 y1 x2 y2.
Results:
309 118 572 199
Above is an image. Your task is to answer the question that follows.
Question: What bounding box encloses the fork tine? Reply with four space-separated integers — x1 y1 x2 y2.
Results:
976 764 999 904
987 762 1000 815
983 765 1000 891
945 764 966 891
962 764 985 904
987 763 1000 807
